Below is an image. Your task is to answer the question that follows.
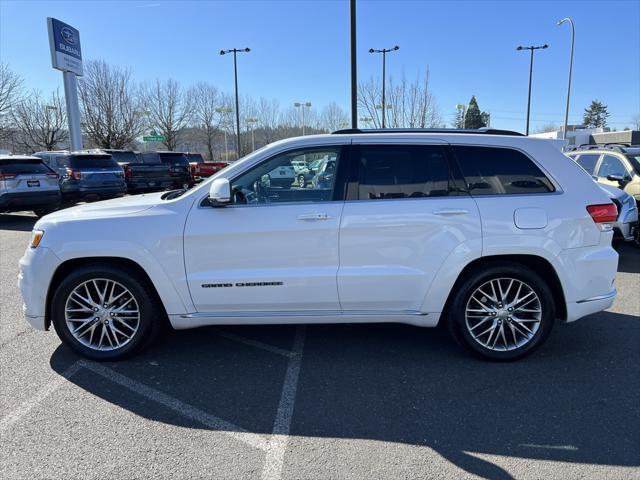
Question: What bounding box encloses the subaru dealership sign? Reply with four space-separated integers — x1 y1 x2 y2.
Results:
47 17 83 76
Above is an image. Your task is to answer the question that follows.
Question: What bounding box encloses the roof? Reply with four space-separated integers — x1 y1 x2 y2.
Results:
332 127 524 136
0 154 43 161
33 150 111 157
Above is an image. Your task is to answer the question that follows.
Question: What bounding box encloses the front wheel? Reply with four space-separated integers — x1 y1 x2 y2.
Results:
51 265 162 360
448 264 555 361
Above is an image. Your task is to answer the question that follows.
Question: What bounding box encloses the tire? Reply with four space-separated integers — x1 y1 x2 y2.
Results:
298 175 306 188
51 264 162 361
631 226 640 249
447 263 555 361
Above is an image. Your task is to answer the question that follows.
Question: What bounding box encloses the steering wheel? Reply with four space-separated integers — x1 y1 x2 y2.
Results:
253 180 267 202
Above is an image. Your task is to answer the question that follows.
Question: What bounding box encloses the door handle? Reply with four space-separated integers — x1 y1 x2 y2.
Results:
297 213 331 221
433 208 469 216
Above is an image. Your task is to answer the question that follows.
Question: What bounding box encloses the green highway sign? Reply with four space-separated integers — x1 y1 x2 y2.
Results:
143 135 165 142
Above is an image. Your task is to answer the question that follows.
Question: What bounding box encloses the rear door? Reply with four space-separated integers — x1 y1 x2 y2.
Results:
337 142 481 312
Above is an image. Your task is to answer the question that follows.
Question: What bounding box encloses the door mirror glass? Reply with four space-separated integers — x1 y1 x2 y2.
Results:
208 178 231 206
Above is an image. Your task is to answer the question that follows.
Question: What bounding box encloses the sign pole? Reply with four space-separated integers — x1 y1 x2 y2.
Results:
47 17 84 151
63 71 83 150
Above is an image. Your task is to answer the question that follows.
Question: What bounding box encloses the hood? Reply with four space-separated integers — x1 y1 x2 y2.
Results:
37 192 165 225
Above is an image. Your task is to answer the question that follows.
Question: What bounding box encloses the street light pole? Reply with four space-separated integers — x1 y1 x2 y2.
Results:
558 18 575 140
215 107 232 161
294 102 311 135
369 45 399 128
220 47 250 158
246 117 258 151
516 44 548 135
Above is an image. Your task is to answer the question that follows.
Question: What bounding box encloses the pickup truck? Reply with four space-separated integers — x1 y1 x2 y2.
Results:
100 149 174 194
142 151 194 190
187 153 229 182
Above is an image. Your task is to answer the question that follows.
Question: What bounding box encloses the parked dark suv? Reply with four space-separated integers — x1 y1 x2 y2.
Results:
99 149 174 193
34 151 127 203
141 151 194 190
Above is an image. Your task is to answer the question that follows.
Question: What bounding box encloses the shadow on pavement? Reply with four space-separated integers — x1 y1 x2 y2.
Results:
0 213 38 232
50 310 640 478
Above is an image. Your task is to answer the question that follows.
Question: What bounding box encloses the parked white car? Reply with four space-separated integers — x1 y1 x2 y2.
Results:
19 129 619 361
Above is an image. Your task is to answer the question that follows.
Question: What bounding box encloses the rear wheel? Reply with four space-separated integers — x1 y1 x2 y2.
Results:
33 206 57 217
51 265 162 360
448 264 555 361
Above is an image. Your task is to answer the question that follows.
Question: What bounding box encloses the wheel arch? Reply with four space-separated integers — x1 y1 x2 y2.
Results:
45 257 171 331
440 254 567 324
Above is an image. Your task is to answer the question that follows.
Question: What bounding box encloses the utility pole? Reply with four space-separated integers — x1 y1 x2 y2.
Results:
220 47 250 158
516 44 548 135
369 46 399 128
350 0 357 129
215 107 232 161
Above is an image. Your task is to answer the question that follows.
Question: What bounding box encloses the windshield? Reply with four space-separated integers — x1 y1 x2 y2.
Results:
625 154 640 174
69 155 119 169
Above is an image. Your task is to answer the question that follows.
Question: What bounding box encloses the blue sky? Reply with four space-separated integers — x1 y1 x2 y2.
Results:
1 0 639 132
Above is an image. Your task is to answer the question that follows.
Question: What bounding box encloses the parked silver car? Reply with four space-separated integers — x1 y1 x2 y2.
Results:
0 155 61 216
598 183 639 247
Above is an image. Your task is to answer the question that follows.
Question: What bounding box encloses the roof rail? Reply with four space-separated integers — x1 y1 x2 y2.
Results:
331 127 525 136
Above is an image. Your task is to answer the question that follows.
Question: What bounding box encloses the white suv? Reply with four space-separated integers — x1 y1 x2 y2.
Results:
19 129 619 361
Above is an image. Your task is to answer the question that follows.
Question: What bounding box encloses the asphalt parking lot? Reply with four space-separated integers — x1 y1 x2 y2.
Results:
1 211 638 480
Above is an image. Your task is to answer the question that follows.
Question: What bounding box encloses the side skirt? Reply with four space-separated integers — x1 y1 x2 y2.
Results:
169 310 440 329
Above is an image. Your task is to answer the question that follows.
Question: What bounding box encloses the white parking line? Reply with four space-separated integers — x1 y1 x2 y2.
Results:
80 360 270 452
0 361 81 432
261 325 306 480
215 329 295 358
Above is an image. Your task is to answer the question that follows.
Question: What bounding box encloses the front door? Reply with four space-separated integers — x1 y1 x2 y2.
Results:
338 142 482 312
184 145 348 313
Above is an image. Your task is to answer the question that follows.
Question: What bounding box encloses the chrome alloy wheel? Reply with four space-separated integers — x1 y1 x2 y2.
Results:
64 279 141 351
465 278 542 352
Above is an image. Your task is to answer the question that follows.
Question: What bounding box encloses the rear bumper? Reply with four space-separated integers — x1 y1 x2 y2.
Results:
0 190 61 211
61 184 126 200
557 241 619 322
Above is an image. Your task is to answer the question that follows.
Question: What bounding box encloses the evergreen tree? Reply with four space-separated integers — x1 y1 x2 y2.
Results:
464 95 488 129
583 100 610 128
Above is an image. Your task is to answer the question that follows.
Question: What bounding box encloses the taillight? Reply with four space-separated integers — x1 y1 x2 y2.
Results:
46 172 59 179
587 203 617 231
0 172 17 180
66 168 82 180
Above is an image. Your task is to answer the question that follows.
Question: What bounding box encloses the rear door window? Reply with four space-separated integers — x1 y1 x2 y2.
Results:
0 160 51 175
452 145 554 195
597 155 629 179
575 154 600 175
69 155 119 169
159 153 189 165
355 145 452 199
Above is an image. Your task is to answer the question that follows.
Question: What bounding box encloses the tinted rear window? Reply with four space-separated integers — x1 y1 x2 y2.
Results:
0 160 51 175
187 153 204 163
452 146 554 195
158 153 189 165
69 155 119 169
107 151 137 164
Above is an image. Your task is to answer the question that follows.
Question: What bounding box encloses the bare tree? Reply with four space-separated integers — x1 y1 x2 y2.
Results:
358 68 441 128
78 60 145 149
320 102 349 131
142 79 192 151
190 82 224 160
534 123 559 134
12 89 67 152
0 63 23 145
632 113 640 131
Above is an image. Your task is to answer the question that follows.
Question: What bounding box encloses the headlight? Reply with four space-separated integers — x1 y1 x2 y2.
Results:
29 230 44 249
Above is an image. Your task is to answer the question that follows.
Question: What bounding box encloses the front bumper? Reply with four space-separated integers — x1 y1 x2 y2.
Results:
18 246 62 331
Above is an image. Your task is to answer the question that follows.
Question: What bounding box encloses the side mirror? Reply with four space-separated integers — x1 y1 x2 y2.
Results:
606 174 628 187
208 178 231 207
